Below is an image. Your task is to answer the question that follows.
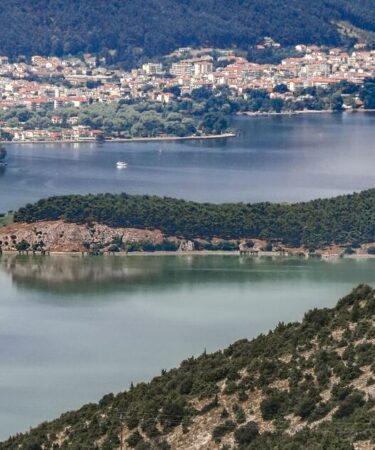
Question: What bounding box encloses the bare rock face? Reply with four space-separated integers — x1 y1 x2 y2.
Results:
178 240 194 252
0 221 164 253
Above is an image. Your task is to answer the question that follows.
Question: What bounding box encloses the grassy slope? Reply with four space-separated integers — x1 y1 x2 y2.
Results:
1 285 375 449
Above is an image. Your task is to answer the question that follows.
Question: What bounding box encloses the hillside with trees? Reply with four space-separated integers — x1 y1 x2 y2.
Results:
13 188 375 248
0 0 374 67
1 284 374 449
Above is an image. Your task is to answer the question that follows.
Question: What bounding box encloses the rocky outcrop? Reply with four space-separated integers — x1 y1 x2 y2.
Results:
178 240 194 252
0 221 164 253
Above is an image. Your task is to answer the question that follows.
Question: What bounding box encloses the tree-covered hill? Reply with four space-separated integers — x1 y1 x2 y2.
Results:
13 188 375 248
0 0 375 66
1 285 374 449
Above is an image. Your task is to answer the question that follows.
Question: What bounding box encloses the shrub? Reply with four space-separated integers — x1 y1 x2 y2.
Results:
16 239 30 252
220 408 229 419
234 421 259 444
198 396 219 415
331 384 352 401
126 431 143 448
179 378 193 395
160 398 185 429
334 392 365 418
155 240 179 251
142 242 156 252
125 414 140 430
308 402 331 422
295 396 318 420
135 443 152 450
224 381 238 395
233 404 246 424
25 443 42 450
263 242 273 252
238 391 249 402
260 391 289 420
212 420 236 442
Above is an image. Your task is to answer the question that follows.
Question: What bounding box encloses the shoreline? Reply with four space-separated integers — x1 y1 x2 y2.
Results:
239 108 375 117
2 132 236 145
2 110 375 145
2 249 375 260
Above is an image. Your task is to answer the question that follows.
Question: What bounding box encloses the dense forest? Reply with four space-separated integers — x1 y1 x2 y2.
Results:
1 284 374 449
0 0 374 67
13 188 375 248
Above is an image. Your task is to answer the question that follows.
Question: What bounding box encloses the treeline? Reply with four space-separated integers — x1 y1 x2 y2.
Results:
292 79 375 111
0 85 290 139
0 92 233 138
247 79 375 112
13 188 375 247
1 285 374 449
0 0 374 67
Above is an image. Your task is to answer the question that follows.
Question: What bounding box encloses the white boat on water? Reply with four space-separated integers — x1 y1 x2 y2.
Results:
116 161 128 169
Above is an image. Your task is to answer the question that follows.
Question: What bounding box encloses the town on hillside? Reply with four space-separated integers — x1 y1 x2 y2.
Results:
0 39 374 142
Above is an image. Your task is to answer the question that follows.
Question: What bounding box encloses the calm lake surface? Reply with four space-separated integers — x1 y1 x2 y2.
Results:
1 114 375 439
1 254 375 438
1 112 375 212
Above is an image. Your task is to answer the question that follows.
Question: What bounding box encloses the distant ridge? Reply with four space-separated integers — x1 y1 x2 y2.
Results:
0 0 374 66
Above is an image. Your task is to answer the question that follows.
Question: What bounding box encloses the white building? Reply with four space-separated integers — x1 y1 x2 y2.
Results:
142 63 163 75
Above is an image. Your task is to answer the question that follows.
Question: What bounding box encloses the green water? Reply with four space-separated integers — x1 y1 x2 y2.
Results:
1 254 375 438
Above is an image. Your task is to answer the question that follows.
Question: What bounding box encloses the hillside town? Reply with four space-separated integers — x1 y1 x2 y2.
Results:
0 41 374 142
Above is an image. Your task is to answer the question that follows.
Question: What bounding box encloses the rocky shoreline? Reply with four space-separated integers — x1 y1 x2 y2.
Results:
1 220 375 259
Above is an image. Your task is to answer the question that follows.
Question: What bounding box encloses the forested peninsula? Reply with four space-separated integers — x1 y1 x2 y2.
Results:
1 285 374 449
5 188 375 254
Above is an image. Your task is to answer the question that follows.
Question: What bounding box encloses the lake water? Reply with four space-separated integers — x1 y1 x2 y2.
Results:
1 112 375 212
1 254 375 439
1 113 375 440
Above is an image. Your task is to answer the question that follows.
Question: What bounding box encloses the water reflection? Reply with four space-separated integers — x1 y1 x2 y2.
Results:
0 254 163 295
2 254 375 298
1 254 375 439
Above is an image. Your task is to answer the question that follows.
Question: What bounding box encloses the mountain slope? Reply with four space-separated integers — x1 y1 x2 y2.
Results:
0 0 374 66
1 285 375 449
